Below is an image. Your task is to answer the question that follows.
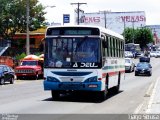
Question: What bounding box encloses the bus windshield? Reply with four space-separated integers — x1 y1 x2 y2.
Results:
44 37 100 68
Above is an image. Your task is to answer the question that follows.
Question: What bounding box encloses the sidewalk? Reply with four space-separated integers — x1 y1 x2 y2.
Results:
146 77 160 113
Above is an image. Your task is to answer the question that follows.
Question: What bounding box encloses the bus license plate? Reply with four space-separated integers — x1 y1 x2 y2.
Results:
60 83 83 89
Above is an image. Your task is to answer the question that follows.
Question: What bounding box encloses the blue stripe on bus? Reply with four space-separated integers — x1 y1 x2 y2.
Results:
43 81 102 91
51 71 92 76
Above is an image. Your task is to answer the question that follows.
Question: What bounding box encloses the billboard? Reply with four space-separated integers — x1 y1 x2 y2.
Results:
77 11 146 34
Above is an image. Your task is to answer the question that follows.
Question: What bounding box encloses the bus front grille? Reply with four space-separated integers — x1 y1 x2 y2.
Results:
59 77 84 82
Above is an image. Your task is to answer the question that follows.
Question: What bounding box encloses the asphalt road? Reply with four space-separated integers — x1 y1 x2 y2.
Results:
0 57 159 115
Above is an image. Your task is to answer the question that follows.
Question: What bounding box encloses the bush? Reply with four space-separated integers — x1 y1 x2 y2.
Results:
15 53 27 61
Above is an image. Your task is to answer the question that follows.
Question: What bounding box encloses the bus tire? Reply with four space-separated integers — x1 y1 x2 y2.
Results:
98 90 107 101
114 73 121 94
51 91 60 100
97 75 109 101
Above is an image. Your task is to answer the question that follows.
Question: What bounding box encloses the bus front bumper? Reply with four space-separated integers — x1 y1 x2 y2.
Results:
43 80 102 91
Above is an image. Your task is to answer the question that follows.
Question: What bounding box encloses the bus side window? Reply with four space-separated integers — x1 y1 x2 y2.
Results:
105 36 109 57
102 35 106 57
102 37 108 48
119 41 122 58
110 37 113 57
120 41 124 58
113 38 116 57
107 36 110 57
117 39 119 57
122 41 125 57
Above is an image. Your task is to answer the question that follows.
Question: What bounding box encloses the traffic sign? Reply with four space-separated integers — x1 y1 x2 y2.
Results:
63 14 70 23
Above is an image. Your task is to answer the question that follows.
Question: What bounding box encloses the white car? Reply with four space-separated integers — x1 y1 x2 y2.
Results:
125 51 134 58
150 51 157 57
125 58 135 72
156 51 160 57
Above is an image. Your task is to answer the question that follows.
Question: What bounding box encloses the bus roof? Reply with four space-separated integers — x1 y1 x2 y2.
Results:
46 25 124 40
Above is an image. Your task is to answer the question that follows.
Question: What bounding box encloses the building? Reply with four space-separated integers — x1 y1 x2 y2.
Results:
146 25 160 45
13 28 45 49
0 28 46 56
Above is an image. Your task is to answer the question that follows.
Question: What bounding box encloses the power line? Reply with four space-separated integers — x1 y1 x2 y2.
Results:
70 2 87 25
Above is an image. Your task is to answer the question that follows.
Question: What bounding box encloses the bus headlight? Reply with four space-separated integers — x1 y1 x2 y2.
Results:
84 76 97 82
47 76 60 82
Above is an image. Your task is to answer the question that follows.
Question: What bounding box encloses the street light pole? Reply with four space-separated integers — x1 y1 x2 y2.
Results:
26 0 30 55
70 2 87 25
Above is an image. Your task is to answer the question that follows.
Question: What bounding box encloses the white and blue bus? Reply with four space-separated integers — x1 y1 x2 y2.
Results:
43 25 125 100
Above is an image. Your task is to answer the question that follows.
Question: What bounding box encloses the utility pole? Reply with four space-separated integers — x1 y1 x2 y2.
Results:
99 10 111 28
26 0 30 55
104 11 107 28
100 11 108 28
70 2 87 25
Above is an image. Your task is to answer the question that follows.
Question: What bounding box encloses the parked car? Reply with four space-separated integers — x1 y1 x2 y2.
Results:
0 65 15 85
125 58 135 72
150 51 157 57
155 51 160 58
135 62 152 76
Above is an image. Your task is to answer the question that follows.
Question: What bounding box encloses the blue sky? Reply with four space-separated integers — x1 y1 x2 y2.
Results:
38 0 160 25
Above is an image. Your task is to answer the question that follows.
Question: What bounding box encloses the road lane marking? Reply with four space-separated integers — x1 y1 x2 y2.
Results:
134 102 144 114
146 76 160 113
134 77 159 114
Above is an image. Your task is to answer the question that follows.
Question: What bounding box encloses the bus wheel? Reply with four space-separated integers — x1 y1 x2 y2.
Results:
98 89 107 101
51 91 60 100
114 73 121 94
97 76 109 101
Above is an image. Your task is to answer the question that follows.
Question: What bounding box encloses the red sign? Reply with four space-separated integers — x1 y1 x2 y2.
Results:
120 15 146 22
80 16 101 23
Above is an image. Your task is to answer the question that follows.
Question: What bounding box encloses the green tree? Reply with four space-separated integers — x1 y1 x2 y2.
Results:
135 28 154 49
0 0 46 40
123 27 154 49
123 27 136 43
